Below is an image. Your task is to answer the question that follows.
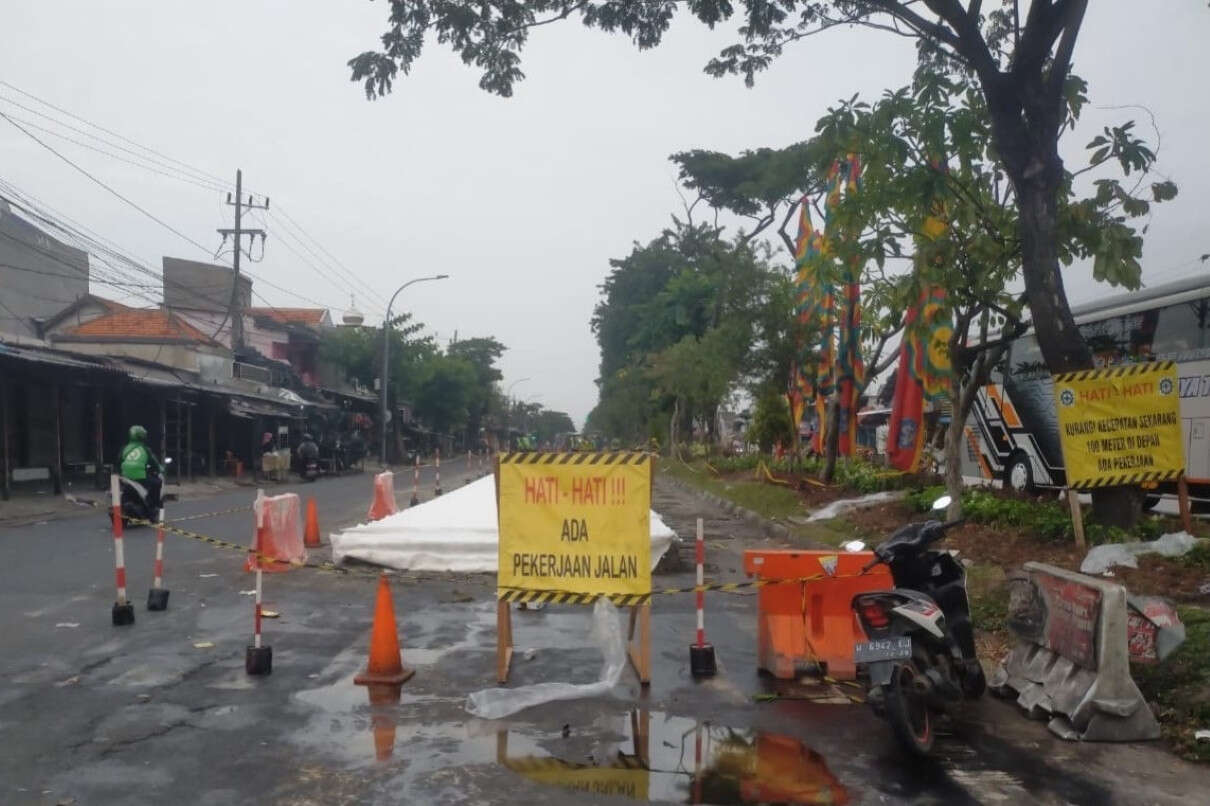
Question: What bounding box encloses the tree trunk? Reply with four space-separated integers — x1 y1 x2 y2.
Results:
669 397 679 459
1014 151 1137 528
944 401 965 521
1091 486 1144 530
820 397 840 484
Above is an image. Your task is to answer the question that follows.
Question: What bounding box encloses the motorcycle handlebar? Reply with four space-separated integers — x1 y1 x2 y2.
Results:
861 554 883 573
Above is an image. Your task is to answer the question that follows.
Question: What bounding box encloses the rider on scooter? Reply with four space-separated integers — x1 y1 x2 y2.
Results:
119 425 164 511
297 432 320 470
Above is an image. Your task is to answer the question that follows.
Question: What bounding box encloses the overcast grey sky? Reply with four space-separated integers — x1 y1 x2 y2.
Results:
2 2 1207 426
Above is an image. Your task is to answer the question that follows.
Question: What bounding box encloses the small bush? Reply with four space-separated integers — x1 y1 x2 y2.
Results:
907 485 1168 544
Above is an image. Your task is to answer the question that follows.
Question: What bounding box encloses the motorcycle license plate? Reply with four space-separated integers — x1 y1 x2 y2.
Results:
854 636 912 664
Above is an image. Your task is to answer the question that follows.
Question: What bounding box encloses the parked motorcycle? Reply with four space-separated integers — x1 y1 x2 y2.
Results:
118 457 172 527
851 495 985 755
299 459 320 482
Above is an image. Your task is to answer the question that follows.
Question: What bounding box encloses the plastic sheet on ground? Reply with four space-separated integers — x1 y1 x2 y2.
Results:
806 490 904 522
465 598 625 719
329 475 676 573
1079 531 1200 575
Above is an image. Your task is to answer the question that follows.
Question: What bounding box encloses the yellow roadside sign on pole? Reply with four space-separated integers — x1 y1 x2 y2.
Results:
1053 361 1184 489
497 452 652 598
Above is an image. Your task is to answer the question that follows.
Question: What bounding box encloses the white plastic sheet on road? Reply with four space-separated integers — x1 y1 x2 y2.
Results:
465 598 626 719
330 475 676 572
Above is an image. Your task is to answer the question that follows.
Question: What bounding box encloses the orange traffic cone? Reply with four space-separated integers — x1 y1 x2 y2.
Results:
367 683 402 761
304 497 321 548
354 574 415 686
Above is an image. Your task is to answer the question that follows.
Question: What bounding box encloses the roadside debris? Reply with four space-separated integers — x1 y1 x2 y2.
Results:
806 490 904 522
54 622 79 629
1080 532 1199 575
193 641 215 649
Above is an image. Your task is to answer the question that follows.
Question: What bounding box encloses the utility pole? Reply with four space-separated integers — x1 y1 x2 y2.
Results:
217 169 268 351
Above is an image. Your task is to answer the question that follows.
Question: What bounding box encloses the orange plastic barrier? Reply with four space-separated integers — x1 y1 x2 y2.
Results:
246 491 306 572
740 733 849 805
367 471 398 522
743 549 894 680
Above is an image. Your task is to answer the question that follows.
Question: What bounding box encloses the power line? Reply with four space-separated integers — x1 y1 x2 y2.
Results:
249 209 368 304
0 112 230 193
1 110 215 254
0 94 230 191
0 87 351 312
270 205 386 304
0 79 231 187
0 161 340 313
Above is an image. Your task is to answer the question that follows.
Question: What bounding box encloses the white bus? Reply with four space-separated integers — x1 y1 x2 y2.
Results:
960 273 1210 509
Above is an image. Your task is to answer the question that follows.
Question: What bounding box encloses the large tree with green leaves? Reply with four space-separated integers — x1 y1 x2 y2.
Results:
349 0 1171 379
448 336 506 444
589 221 783 446
809 64 1172 522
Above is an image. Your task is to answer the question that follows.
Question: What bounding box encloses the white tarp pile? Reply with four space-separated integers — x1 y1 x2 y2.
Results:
330 475 677 572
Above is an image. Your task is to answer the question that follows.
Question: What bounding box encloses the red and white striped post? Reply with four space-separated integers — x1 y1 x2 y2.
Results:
246 490 272 675
147 506 170 610
688 517 716 676
434 447 443 496
466 448 472 485
110 474 134 625
409 452 420 507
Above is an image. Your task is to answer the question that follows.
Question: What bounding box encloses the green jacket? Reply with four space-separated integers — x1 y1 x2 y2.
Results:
120 441 160 480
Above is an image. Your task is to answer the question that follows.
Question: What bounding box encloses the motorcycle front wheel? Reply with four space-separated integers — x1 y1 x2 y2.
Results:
884 660 934 756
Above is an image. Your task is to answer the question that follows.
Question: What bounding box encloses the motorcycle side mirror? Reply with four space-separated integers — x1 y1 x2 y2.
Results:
165 457 174 465
842 540 866 553
931 494 952 511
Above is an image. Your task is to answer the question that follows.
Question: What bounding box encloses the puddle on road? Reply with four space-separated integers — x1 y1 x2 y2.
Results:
494 710 850 805
292 673 850 806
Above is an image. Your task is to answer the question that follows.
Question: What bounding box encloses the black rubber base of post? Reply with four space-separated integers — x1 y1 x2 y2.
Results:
246 645 273 676
690 643 717 678
147 588 170 611
434 487 443 497
409 494 419 507
112 602 135 626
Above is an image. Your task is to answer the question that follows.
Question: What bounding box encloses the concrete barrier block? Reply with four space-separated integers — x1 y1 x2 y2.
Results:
993 562 1160 742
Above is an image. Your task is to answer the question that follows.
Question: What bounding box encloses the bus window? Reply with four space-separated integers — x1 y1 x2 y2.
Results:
1153 297 1210 361
1078 310 1159 366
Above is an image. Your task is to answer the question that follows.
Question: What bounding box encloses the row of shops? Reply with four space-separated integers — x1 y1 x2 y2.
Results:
0 338 379 499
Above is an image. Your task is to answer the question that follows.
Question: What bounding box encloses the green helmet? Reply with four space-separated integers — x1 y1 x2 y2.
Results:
129 425 147 442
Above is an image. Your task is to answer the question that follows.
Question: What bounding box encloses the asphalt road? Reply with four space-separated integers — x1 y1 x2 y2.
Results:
2 459 1208 805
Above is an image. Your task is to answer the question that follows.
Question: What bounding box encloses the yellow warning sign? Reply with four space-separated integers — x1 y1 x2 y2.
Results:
497 452 652 598
506 757 649 800
1053 362 1184 489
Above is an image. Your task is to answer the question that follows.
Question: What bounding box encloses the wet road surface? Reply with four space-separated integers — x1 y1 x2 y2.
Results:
1 462 1207 804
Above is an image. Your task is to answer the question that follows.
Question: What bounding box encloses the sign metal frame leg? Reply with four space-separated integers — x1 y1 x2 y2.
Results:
497 599 514 684
626 601 651 686
495 598 650 686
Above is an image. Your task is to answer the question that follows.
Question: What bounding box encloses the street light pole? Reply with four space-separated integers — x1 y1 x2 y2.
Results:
505 377 530 449
380 274 449 466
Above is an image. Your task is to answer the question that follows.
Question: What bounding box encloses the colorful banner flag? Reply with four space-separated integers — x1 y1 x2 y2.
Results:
886 286 952 472
788 155 864 456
